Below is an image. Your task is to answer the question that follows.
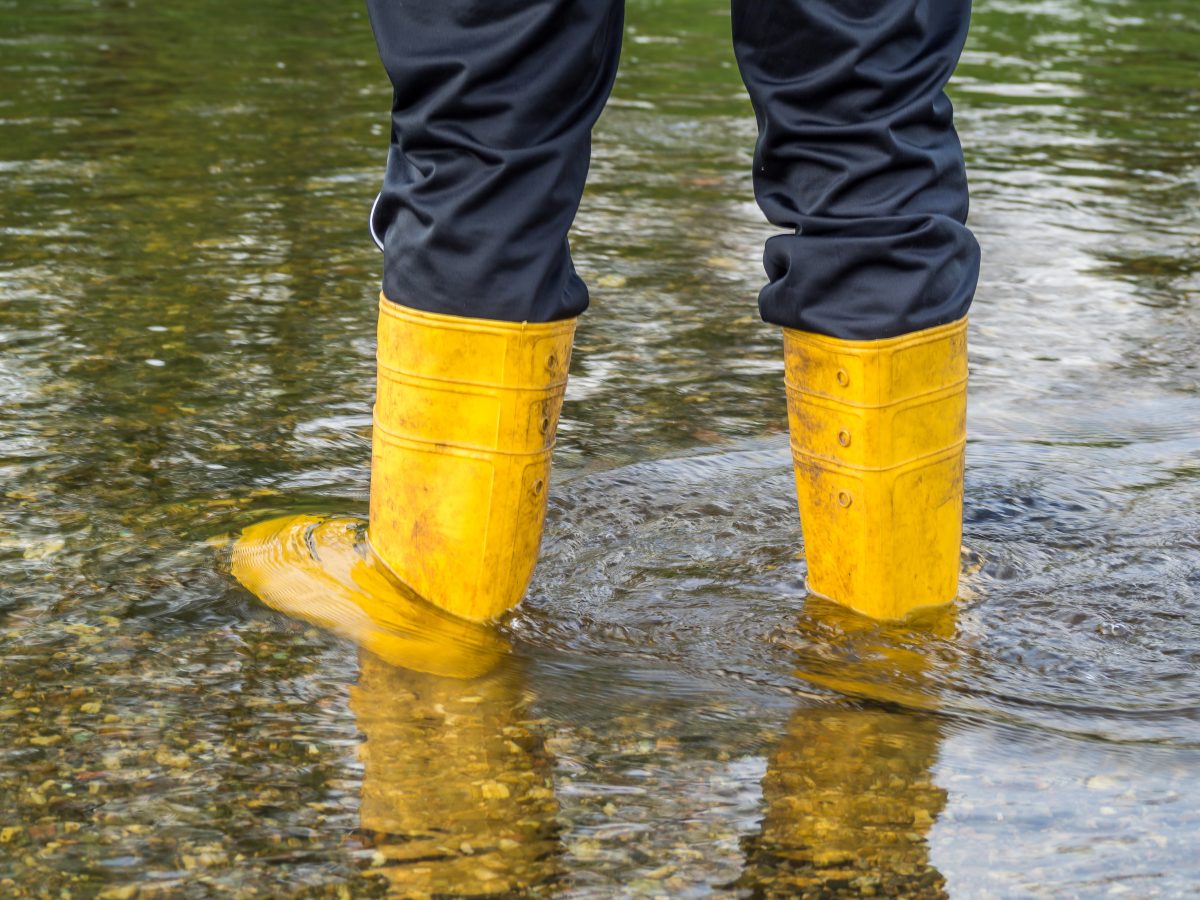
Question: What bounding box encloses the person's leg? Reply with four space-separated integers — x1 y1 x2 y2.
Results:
732 0 979 619
367 0 623 324
365 0 624 621
732 0 978 339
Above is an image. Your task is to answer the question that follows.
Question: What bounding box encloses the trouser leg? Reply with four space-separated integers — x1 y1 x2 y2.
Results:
732 0 980 339
367 0 624 323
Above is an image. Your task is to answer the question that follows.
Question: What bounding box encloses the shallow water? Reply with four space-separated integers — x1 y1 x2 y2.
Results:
2 0 1199 896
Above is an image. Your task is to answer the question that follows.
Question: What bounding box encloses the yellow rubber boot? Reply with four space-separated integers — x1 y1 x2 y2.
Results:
370 296 576 622
783 317 968 620
230 514 507 679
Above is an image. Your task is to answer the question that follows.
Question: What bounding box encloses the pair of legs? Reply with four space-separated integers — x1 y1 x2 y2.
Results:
366 0 979 336
362 0 980 622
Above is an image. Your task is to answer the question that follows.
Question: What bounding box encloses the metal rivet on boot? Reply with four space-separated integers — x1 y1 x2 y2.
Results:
836 369 850 387
837 430 852 447
837 491 853 508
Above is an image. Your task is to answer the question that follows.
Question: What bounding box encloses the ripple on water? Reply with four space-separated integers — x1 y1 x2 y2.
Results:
520 388 1200 747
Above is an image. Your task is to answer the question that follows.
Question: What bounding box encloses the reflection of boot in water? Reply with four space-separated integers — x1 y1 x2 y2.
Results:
741 604 956 897
739 706 946 898
234 516 559 893
351 651 562 897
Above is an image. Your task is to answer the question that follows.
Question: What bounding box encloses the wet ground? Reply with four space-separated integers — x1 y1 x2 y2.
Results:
2 0 1199 896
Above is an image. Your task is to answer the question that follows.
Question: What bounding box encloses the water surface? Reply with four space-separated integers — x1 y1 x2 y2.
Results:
2 0 1198 895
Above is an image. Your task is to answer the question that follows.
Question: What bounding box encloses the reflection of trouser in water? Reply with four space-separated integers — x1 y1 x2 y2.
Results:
351 652 561 896
362 0 980 623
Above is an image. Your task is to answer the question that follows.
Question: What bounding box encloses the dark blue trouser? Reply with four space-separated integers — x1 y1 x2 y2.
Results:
367 0 979 340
